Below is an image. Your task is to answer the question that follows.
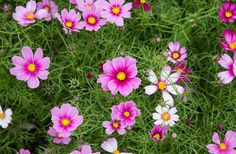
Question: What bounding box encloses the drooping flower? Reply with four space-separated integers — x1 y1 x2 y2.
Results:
101 0 132 26
217 53 236 84
144 67 184 107
0 105 12 129
55 9 83 34
206 131 236 154
172 61 191 84
132 0 150 11
111 100 141 127
13 0 47 26
75 0 105 12
153 105 179 127
101 138 132 154
87 72 94 79
97 56 141 96
37 0 58 21
3 4 11 13
51 103 83 137
149 124 168 142
10 46 50 89
70 145 100 154
102 116 126 135
217 124 224 131
167 42 187 64
218 2 236 23
17 149 30 154
185 118 192 126
47 127 71 144
220 29 236 52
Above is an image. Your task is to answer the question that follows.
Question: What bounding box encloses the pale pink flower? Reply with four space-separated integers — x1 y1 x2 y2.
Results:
102 116 126 135
17 149 30 154
37 0 58 21
70 145 100 154
0 105 12 129
10 46 50 89
167 42 187 64
75 0 105 12
220 29 236 52
13 0 47 26
47 127 71 144
101 138 132 154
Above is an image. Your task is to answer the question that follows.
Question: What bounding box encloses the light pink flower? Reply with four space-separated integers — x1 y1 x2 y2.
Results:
102 116 126 135
101 0 132 26
70 145 100 154
206 131 236 154
47 127 71 144
97 56 141 96
17 149 30 154
111 100 140 127
217 54 236 84
51 103 83 137
149 124 168 142
75 0 105 12
10 46 50 89
101 138 132 154
55 9 83 34
37 0 58 21
167 42 187 64
13 0 47 26
218 2 236 23
220 29 236 52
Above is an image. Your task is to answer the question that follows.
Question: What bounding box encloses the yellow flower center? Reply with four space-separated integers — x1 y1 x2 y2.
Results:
162 112 170 121
177 68 183 74
57 133 62 138
44 6 50 11
113 150 120 154
112 7 121 15
153 133 160 139
61 118 70 126
113 122 119 128
27 64 36 72
124 111 130 117
172 52 180 59
0 113 5 119
140 0 146 4
229 43 236 50
225 11 232 18
65 21 73 28
219 143 227 151
88 16 96 24
116 72 126 81
88 5 91 10
158 81 166 91
26 12 35 20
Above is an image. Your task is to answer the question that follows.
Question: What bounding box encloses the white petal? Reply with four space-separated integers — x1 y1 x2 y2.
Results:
144 85 157 95
217 71 235 84
1 121 9 128
121 153 133 154
147 69 158 83
160 66 171 81
166 84 184 95
169 121 176 127
155 105 162 113
169 107 177 114
166 72 180 84
162 91 174 107
153 113 161 120
101 138 117 153
5 109 12 116
154 120 163 125
0 106 2 112
172 114 179 121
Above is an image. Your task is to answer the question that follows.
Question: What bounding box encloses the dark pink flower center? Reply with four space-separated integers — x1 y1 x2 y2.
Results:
111 5 122 16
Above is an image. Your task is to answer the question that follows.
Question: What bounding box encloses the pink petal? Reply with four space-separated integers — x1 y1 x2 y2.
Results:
26 0 36 12
212 132 221 144
217 71 235 84
34 48 43 60
36 70 49 80
39 57 50 69
122 3 132 12
132 1 141 8
218 54 233 69
27 75 40 89
115 17 124 26
119 82 133 96
224 130 236 147
143 3 151 11
35 9 48 19
206 144 220 154
107 80 119 95
12 56 26 67
22 46 33 61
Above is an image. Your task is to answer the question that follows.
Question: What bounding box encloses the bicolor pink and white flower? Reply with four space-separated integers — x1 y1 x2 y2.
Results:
70 145 100 154
206 130 236 154
101 138 132 154
0 105 12 129
111 100 141 127
102 117 126 135
172 61 191 84
101 0 132 26
217 54 236 84
17 149 31 154
75 0 105 12
47 127 71 144
149 124 168 142
37 0 58 21
51 103 83 137
220 29 236 52
13 0 47 26
97 56 141 97
153 105 179 127
10 46 50 89
144 67 184 107
167 42 187 64
218 2 236 23
132 0 150 11
55 9 83 34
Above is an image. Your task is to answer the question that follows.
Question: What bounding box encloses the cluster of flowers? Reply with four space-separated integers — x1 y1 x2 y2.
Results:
217 2 236 84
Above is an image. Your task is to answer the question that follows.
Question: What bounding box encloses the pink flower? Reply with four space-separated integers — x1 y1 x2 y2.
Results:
75 0 105 12
217 53 236 84
97 56 141 96
206 130 236 154
37 0 58 21
3 4 11 13
132 0 150 11
70 145 100 154
167 42 187 64
218 2 236 23
55 9 83 34
13 0 47 27
79 8 107 31
47 127 71 144
149 124 168 142
111 100 140 127
172 61 191 84
51 103 83 137
102 116 126 135
10 46 50 89
220 29 236 52
101 0 132 26
17 149 30 154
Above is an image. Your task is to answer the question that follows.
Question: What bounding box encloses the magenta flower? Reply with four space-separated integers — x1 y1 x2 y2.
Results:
167 42 187 64
79 8 107 31
70 145 100 154
13 0 47 27
55 9 83 34
132 0 151 11
102 116 126 135
217 54 236 84
76 0 105 12
218 2 236 23
206 130 236 154
17 149 30 154
37 0 58 21
172 61 191 84
111 100 140 127
51 103 83 137
10 46 50 89
47 127 71 144
220 29 236 52
149 124 168 142
101 0 132 26
97 56 141 96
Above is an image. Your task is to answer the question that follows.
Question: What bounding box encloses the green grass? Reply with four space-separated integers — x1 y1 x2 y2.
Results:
0 0 236 153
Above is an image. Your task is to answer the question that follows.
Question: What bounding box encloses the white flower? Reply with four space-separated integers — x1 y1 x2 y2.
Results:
153 105 179 127
0 105 12 129
144 66 184 107
101 138 132 154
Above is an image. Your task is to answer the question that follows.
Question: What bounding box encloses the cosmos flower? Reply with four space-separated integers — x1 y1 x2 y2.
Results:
172 61 191 84
37 0 58 21
149 124 168 142
47 127 71 144
132 0 151 11
3 4 11 13
220 29 236 52
102 117 126 135
101 138 132 154
218 2 236 23
17 149 31 154
10 46 50 89
13 0 47 26
167 42 187 64
0 105 12 129
97 56 141 97
206 130 236 154
69 145 100 154
75 0 105 12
